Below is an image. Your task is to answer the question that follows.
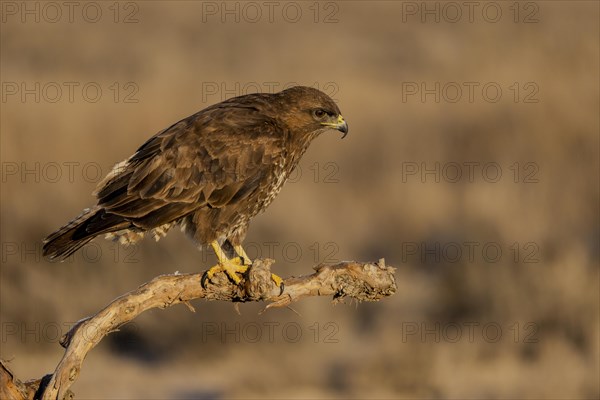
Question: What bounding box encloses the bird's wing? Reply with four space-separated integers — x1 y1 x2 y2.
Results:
93 105 285 229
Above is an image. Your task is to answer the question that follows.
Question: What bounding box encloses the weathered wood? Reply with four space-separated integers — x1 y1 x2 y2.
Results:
3 259 396 399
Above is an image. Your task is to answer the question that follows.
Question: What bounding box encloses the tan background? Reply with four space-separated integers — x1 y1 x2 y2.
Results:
1 1 598 398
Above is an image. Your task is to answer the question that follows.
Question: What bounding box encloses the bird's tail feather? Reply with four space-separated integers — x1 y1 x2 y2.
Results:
42 207 130 260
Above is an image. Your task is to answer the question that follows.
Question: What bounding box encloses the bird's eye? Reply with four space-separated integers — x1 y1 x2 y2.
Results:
313 109 326 119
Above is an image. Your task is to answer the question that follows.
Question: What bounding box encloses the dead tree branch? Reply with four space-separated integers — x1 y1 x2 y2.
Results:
2 259 396 400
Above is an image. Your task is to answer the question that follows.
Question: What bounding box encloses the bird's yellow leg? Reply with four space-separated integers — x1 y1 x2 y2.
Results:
202 240 248 285
233 244 284 290
233 244 253 265
202 241 284 293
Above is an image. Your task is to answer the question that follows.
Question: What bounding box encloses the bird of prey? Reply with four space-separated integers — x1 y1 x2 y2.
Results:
42 86 348 290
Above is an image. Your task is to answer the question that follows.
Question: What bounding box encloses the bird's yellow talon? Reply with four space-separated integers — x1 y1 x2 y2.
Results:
201 260 248 287
203 240 283 291
231 256 250 266
271 273 284 295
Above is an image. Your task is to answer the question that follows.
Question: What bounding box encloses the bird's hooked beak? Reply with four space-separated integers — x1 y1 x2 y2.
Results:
321 115 348 138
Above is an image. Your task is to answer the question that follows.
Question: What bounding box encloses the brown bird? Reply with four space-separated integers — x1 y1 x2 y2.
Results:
42 86 348 289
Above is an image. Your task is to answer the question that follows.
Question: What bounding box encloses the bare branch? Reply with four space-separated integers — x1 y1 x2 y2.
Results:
11 259 396 399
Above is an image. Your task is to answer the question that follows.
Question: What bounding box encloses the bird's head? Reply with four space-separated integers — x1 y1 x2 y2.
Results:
276 86 348 140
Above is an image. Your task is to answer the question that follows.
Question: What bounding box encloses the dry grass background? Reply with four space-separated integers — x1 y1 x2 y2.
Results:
1 1 598 398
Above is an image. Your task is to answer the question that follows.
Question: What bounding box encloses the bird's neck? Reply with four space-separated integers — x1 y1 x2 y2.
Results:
286 130 322 169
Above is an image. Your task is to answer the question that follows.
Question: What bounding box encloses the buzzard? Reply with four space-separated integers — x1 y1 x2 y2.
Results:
42 86 348 289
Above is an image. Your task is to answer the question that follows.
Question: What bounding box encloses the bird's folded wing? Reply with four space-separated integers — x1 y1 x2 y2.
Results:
93 107 285 229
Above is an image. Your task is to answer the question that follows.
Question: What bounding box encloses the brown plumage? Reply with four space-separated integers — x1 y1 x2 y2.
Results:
43 86 348 263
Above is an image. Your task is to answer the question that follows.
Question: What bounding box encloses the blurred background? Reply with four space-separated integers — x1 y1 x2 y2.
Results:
1 1 598 398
